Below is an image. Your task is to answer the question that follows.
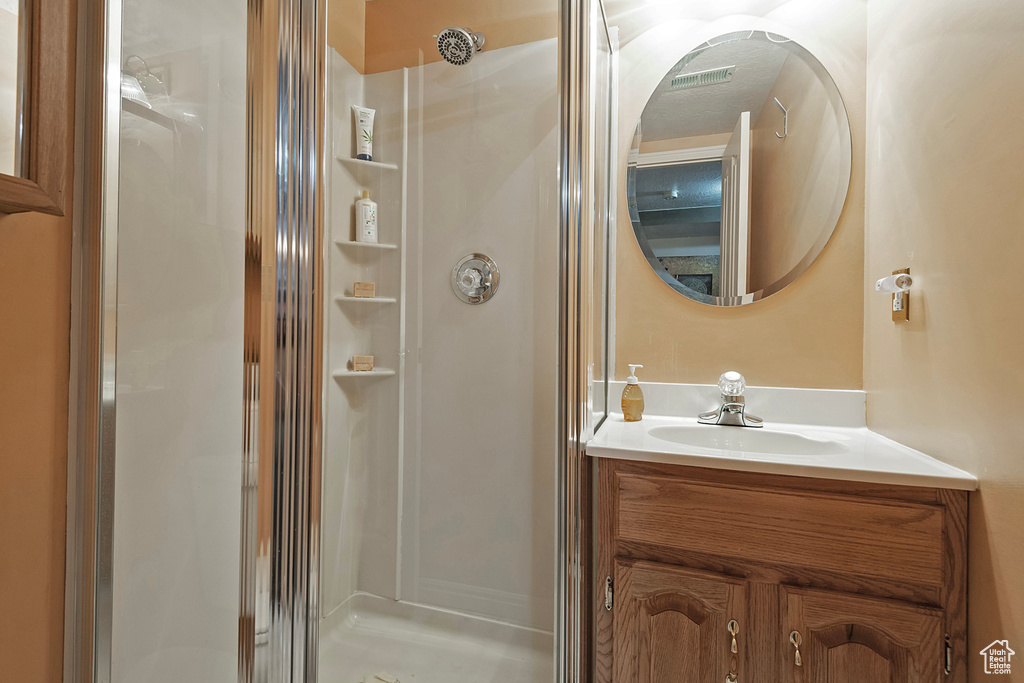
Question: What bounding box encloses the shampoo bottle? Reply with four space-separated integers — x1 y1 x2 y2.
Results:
621 364 644 422
355 190 378 243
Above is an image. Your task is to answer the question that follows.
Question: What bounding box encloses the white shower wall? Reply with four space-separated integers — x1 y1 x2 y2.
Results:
323 39 558 633
401 39 558 630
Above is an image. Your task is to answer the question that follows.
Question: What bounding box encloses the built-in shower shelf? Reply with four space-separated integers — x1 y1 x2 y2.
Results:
335 240 398 250
335 295 397 304
338 157 399 171
333 368 396 379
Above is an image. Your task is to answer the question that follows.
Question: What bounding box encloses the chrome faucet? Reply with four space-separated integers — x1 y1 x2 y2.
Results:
698 371 763 428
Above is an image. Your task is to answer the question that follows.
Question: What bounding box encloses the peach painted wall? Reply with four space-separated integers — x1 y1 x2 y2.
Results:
363 0 557 74
326 0 365 73
864 0 1024 676
614 4 865 388
327 0 557 75
749 53 844 294
0 211 72 680
0 3 76 674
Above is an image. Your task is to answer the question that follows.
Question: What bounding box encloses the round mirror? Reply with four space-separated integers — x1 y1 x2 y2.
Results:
627 31 851 306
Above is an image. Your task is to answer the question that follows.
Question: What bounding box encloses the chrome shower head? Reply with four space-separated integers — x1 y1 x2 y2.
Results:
434 27 485 66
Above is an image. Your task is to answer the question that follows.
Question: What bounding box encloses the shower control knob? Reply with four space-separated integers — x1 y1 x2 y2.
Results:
460 268 483 290
451 253 500 304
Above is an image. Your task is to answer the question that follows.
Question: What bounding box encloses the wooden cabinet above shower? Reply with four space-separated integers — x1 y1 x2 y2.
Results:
593 458 968 683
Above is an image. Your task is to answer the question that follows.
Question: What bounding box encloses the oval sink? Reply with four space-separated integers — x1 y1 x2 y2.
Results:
647 425 849 456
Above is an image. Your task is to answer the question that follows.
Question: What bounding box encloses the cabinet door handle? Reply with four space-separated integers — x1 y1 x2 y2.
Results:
726 620 740 683
789 630 803 667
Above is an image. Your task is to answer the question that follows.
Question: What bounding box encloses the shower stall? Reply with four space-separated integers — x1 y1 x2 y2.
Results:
317 22 559 683
66 0 613 679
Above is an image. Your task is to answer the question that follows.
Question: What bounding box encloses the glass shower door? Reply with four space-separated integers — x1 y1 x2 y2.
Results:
106 0 247 678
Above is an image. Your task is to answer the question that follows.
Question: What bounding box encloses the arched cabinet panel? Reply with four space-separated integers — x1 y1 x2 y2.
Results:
783 586 943 683
827 642 894 681
613 559 745 683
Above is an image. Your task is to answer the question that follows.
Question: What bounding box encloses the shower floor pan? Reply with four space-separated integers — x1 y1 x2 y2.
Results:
318 593 552 682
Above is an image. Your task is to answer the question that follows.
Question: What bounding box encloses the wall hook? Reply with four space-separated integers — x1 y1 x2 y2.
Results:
774 97 788 139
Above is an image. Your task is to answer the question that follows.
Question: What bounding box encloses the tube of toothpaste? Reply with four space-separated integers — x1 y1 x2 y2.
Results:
352 105 375 161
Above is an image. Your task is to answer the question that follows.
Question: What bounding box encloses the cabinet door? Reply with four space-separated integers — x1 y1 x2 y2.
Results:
613 559 746 683
783 586 944 683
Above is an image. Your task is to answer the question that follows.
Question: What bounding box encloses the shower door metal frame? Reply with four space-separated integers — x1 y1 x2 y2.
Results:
559 0 614 680
558 0 592 680
239 0 327 679
63 0 123 676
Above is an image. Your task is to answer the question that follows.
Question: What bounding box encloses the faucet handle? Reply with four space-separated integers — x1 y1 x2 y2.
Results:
718 371 746 398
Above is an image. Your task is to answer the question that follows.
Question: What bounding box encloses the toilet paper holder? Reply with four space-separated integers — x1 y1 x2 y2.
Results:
876 268 912 322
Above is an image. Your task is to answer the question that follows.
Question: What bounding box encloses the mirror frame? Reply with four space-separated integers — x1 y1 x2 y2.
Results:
626 30 852 307
0 0 74 216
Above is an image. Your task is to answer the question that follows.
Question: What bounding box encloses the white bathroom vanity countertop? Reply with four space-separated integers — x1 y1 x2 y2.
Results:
588 414 978 491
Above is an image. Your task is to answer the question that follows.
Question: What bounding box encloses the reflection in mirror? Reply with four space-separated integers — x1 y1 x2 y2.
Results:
627 31 851 306
0 0 27 177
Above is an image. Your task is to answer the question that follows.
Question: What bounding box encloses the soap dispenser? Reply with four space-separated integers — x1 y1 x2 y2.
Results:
621 364 644 422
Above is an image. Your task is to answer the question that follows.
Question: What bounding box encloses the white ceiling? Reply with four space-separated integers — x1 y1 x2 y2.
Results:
640 39 789 141
0 1 18 16
604 0 796 49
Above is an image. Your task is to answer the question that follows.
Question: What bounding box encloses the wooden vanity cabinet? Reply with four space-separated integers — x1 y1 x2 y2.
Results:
594 458 968 683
